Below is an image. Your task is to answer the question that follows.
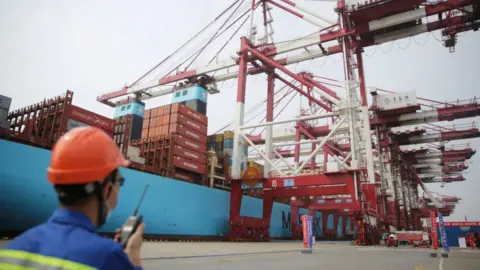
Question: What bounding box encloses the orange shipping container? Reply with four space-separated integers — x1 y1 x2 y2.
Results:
160 115 168 125
151 109 158 118
142 118 150 129
149 118 157 128
154 126 162 136
161 125 169 134
156 107 163 115
164 105 171 115
144 109 151 119
170 103 180 113
156 116 162 126
141 129 149 139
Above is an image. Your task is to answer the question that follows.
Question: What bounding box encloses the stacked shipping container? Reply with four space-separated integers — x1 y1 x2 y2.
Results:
3 91 114 149
131 103 208 182
206 131 248 178
112 100 145 159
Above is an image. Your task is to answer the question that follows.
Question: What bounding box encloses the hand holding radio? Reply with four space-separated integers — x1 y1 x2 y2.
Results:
114 184 149 267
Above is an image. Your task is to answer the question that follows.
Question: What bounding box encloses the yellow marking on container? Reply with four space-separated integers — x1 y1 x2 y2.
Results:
415 264 423 270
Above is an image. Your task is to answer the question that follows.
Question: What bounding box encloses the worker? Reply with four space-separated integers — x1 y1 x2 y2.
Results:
387 234 396 247
0 126 145 270
469 234 476 249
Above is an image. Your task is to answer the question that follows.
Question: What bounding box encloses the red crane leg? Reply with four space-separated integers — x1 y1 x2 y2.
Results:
229 181 244 241
355 217 366 246
291 204 302 240
262 190 274 241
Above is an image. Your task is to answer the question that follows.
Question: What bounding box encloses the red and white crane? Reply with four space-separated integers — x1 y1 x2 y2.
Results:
98 0 480 243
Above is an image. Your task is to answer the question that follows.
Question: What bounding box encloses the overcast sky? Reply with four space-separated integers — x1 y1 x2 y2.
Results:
1 0 479 221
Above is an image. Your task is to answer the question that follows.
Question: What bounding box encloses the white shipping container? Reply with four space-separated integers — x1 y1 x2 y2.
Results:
376 91 418 111
0 95 12 110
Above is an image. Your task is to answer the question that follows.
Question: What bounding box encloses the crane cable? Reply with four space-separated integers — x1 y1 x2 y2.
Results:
249 87 298 135
129 0 242 89
162 3 253 80
208 14 251 65
214 81 295 134
184 0 247 71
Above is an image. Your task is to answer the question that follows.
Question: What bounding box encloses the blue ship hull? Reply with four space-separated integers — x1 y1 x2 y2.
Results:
0 139 354 239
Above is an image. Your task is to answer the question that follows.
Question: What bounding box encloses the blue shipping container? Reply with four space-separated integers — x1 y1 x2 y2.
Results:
171 85 208 104
227 157 246 170
114 101 145 119
223 139 234 149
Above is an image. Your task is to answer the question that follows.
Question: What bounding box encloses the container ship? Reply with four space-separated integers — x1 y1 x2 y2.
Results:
3 0 479 246
0 89 354 241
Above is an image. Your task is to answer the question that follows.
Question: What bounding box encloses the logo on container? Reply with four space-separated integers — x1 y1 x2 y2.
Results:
183 150 199 159
186 120 200 130
179 159 198 169
185 141 199 149
72 109 112 128
186 110 201 121
185 129 200 140
174 173 191 181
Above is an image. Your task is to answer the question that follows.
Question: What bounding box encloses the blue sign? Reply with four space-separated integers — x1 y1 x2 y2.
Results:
171 85 208 104
438 212 450 252
307 215 313 249
283 179 294 187
113 101 145 119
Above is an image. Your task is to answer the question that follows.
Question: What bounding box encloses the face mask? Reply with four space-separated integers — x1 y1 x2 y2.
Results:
97 185 118 229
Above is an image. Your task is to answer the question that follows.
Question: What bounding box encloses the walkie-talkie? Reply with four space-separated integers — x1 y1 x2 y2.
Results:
117 184 149 249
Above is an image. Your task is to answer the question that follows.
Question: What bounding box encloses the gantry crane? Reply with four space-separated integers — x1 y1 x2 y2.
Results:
97 0 480 244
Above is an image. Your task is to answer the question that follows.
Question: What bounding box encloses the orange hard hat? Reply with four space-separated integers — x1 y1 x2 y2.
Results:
47 126 129 185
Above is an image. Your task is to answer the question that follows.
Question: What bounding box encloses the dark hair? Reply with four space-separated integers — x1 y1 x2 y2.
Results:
54 169 119 206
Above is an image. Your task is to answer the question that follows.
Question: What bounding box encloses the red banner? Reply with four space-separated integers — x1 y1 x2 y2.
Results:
430 211 438 251
302 215 308 248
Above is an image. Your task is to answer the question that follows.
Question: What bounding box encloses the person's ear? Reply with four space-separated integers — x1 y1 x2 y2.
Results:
103 181 114 198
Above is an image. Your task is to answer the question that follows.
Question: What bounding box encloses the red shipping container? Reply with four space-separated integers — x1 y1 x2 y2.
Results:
172 144 206 164
171 169 196 182
68 105 115 133
172 156 206 175
170 123 207 144
170 113 207 134
173 134 206 154
177 104 208 126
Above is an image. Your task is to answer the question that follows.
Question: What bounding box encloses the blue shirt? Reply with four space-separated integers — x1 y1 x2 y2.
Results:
1 208 143 270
